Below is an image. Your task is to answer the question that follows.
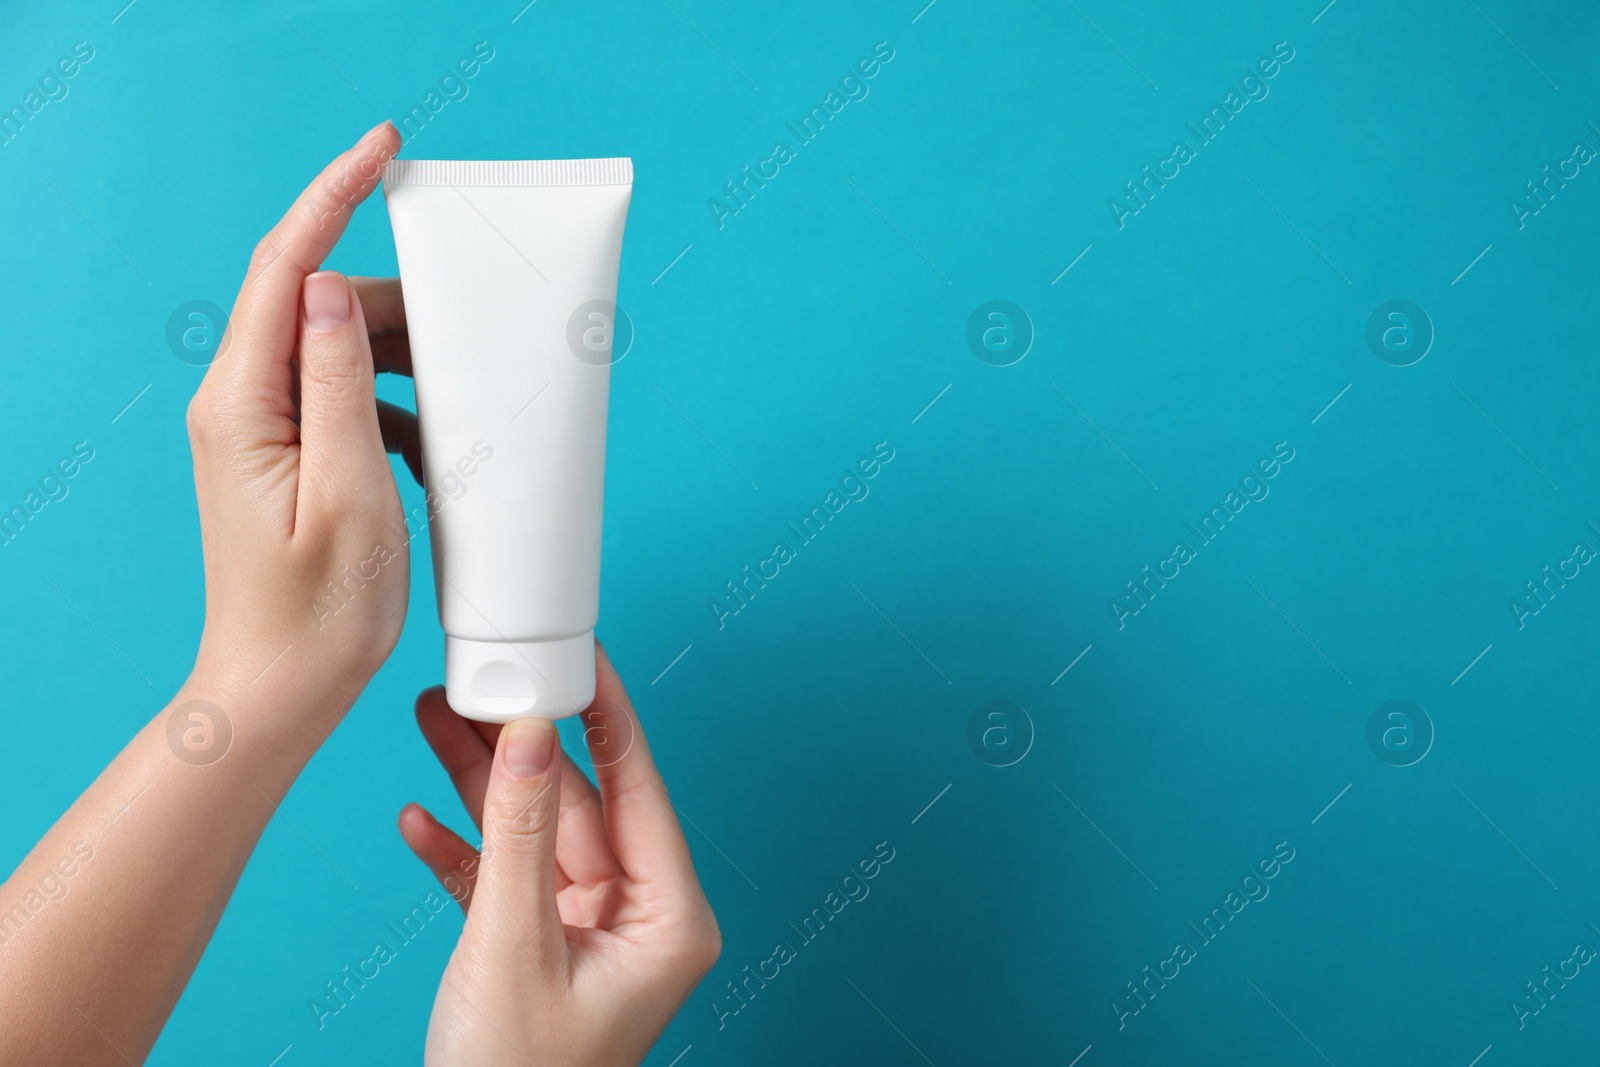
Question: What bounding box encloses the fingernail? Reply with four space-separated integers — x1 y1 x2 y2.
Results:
304 272 350 330
505 718 556 779
359 120 393 144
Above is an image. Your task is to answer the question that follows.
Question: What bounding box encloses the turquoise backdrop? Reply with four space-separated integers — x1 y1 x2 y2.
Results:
3 0 1599 1063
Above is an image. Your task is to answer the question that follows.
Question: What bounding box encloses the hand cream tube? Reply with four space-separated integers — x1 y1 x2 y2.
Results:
383 158 633 722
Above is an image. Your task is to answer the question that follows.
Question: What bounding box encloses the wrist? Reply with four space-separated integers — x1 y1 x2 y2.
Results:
184 640 369 743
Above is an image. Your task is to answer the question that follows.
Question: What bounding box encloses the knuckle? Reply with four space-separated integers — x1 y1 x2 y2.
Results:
250 228 319 281
301 343 367 399
185 391 220 447
305 178 354 232
670 916 722 976
697 920 723 972
248 229 289 274
607 772 668 807
489 786 556 847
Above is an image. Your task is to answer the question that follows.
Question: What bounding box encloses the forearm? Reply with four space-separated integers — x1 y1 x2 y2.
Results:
0 667 344 1066
0 121 409 1065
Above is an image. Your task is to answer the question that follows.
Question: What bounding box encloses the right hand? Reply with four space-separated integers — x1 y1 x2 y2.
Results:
398 646 721 1066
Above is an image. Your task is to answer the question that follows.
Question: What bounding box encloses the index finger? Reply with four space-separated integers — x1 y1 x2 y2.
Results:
588 645 704 893
210 121 401 397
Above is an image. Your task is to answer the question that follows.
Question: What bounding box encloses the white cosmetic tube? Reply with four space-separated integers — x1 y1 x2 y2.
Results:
382 158 633 722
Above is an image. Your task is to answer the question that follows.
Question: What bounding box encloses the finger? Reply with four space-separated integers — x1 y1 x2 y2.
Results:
588 645 701 891
350 277 407 334
378 400 423 486
297 271 390 511
398 803 482 913
214 122 399 400
470 718 568 976
370 334 413 377
417 687 618 888
553 750 623 888
416 686 498 830
352 277 412 376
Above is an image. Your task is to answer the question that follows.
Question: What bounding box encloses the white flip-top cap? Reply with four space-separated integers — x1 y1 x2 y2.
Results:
445 631 596 722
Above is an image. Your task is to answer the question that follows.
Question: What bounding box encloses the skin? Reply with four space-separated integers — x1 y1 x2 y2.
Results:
0 121 717 1066
400 655 721 1066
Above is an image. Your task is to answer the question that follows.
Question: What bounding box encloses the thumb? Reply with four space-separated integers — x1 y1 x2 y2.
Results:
297 270 388 504
467 717 568 975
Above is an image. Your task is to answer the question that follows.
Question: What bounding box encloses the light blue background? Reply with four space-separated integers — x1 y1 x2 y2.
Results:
3 0 1599 1063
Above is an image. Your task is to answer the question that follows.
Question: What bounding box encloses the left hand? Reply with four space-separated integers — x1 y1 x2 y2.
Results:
0 122 431 1067
185 120 423 719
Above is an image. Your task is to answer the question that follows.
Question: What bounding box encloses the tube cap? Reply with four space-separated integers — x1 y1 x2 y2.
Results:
444 631 596 723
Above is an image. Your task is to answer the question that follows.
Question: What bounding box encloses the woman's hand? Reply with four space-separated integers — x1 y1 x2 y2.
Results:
186 120 417 720
0 121 425 1067
399 645 721 1066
